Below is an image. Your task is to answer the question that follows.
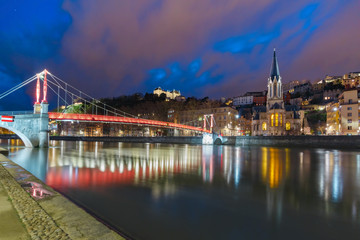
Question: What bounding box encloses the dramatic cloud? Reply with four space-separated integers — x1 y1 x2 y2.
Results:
1 0 359 109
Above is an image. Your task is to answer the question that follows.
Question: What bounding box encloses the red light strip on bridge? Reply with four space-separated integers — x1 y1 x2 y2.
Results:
48 112 211 133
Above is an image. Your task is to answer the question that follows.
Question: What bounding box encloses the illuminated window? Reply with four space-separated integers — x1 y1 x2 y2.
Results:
275 113 279 127
286 122 291 131
271 114 274 127
262 122 267 131
280 114 283 126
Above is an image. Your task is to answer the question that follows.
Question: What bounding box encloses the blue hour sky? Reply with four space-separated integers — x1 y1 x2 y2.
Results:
0 0 359 110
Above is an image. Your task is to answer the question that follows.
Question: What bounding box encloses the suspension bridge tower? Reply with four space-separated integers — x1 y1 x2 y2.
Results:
34 70 50 147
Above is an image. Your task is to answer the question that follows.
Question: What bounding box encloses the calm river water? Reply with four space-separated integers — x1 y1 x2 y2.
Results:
1 139 360 240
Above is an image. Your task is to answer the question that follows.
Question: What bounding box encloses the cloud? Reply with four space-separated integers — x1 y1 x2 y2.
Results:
60 0 273 97
60 0 359 99
287 0 360 80
1 0 360 110
214 32 280 54
146 58 223 97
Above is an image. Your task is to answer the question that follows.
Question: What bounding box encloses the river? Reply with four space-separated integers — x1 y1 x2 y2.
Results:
1 139 360 240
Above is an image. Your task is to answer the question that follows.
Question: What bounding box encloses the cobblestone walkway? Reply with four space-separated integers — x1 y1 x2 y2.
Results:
0 160 70 240
0 181 29 240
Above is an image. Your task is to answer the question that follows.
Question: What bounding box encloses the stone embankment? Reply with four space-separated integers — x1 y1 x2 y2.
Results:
50 135 203 145
0 148 124 240
229 135 360 148
51 135 360 148
5 134 360 148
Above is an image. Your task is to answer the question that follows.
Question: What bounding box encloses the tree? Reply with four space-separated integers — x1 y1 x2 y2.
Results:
306 110 326 134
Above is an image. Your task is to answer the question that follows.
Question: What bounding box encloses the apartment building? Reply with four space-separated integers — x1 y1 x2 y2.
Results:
233 91 266 107
338 89 360 135
326 101 340 135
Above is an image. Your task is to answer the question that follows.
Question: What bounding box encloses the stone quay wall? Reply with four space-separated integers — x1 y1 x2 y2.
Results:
4 134 360 148
51 135 360 148
228 135 360 148
51 136 203 145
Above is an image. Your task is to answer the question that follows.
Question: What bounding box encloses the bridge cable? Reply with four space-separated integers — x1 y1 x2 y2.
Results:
47 71 138 118
0 75 37 100
46 77 130 117
43 71 206 133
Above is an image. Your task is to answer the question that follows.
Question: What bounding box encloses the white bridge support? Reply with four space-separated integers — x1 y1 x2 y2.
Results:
202 133 223 145
0 103 49 148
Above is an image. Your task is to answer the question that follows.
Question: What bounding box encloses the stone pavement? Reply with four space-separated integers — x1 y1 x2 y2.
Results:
0 156 70 239
0 181 30 240
0 150 125 240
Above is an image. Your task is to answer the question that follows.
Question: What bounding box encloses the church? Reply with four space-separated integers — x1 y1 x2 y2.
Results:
252 50 302 136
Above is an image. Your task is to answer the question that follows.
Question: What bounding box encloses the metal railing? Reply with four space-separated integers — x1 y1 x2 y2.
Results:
0 110 33 115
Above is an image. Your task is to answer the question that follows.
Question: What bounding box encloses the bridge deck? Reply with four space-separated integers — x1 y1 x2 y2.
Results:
48 112 210 133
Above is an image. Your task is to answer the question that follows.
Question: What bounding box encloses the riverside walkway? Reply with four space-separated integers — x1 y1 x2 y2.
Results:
0 148 124 240
0 177 29 240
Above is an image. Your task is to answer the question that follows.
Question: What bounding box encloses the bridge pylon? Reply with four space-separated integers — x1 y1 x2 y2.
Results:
39 102 49 148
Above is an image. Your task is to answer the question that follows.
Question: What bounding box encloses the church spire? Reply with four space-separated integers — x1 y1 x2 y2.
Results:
270 48 280 81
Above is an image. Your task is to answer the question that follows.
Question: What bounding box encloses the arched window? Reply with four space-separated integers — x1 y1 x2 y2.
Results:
273 82 277 98
262 122 267 131
271 114 274 127
275 113 279 127
286 122 291 131
278 83 282 98
280 114 283 126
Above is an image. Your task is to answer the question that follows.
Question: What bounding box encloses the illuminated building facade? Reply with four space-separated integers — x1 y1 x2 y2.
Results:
252 50 301 136
338 89 360 135
283 80 300 93
233 91 267 107
326 101 340 135
153 87 181 100
179 106 240 135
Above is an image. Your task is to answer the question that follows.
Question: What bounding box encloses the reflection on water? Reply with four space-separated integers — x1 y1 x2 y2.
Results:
2 139 360 239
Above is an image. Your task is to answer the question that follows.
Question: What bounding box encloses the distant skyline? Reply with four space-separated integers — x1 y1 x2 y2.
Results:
1 0 360 110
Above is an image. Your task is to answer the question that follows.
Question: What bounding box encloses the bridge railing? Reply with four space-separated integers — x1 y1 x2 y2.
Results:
0 111 33 115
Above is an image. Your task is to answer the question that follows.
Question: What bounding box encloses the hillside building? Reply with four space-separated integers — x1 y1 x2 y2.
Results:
178 106 240 136
153 87 181 100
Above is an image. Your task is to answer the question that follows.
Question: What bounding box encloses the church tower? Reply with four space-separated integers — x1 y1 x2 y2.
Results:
251 49 302 136
267 49 284 111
